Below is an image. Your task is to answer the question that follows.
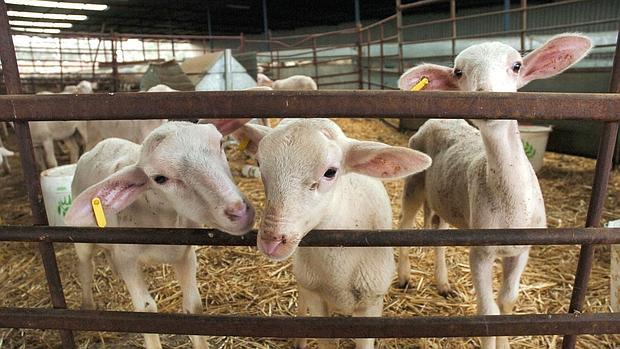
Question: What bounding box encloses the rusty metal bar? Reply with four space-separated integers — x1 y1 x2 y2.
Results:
380 23 385 89
396 0 404 74
562 31 620 349
356 25 364 89
521 0 527 52
399 0 447 10
367 29 371 89
0 308 619 338
0 2 75 347
0 91 617 122
312 37 319 87
58 37 64 85
1 226 619 247
450 0 456 59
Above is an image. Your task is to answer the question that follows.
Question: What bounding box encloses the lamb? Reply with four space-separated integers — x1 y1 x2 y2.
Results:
84 84 172 150
238 118 431 349
30 84 94 170
397 34 592 349
64 121 255 349
256 73 318 90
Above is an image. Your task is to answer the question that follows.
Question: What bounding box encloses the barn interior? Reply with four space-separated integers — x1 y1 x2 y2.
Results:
0 0 619 348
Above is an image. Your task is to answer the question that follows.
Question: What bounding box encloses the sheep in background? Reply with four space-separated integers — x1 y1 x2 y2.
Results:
397 34 592 349
257 73 317 90
65 121 255 349
238 118 431 349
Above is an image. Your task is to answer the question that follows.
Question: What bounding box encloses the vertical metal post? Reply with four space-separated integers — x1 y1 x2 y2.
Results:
239 32 245 53
396 0 404 74
503 0 511 31
202 38 207 53
224 48 233 91
171 38 176 59
380 23 385 90
561 33 620 349
111 34 118 92
58 37 64 86
520 0 527 52
0 2 75 348
141 39 147 61
275 47 281 80
450 0 457 60
354 0 361 26
207 2 213 51
356 24 364 89
367 29 371 90
312 37 319 88
262 0 270 51
156 39 161 60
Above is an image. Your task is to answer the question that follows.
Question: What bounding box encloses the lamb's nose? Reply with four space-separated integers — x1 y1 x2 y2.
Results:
224 201 248 221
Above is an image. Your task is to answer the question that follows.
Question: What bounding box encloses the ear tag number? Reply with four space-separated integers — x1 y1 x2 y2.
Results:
410 77 429 91
238 137 251 151
91 197 107 228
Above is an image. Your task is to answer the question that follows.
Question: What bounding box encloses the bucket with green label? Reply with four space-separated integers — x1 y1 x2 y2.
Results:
518 125 552 173
40 164 76 226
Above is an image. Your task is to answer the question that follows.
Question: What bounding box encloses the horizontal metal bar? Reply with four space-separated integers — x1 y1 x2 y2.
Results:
0 308 618 338
400 0 448 10
0 91 617 121
0 226 618 246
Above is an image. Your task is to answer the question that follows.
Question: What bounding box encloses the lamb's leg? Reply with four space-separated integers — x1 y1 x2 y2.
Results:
0 122 8 139
352 297 383 349
495 250 529 349
75 243 96 310
297 287 337 349
115 256 162 349
64 137 80 164
397 174 424 288
470 247 499 349
42 138 57 169
173 247 208 349
0 137 10 174
433 216 453 297
293 286 309 349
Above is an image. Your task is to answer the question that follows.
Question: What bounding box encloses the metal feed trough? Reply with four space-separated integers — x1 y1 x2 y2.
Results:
0 1 619 348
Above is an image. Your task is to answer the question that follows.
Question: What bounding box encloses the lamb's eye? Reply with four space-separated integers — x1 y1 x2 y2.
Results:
153 175 168 184
512 62 522 73
323 168 337 179
454 69 463 78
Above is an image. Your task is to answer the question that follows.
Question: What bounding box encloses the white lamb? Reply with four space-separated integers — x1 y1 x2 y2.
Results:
257 73 318 90
64 121 256 349
397 34 592 349
239 118 431 349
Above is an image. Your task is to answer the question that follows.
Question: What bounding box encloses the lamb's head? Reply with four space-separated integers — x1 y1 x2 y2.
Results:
240 119 431 260
399 33 591 129
399 33 592 93
65 121 255 235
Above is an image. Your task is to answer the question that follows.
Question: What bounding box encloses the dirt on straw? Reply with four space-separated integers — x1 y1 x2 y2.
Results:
0 118 618 348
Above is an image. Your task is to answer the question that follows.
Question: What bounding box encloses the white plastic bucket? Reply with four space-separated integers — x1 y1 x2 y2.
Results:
40 164 76 226
519 125 552 173
608 219 620 313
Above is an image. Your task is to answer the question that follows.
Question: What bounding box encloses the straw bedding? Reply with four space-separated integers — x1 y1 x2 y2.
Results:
0 118 618 348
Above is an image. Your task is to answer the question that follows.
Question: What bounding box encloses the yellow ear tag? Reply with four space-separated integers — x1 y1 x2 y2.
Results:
410 77 429 91
91 197 107 228
238 137 251 152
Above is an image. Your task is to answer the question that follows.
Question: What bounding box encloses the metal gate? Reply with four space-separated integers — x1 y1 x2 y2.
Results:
0 2 619 349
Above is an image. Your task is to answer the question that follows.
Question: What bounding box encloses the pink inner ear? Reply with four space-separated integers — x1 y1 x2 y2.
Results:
98 182 146 212
353 155 403 178
211 119 252 136
400 64 459 91
521 35 592 83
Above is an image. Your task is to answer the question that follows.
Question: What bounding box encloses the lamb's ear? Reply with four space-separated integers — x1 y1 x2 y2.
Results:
345 140 432 179
518 34 592 88
205 119 253 136
256 73 274 87
398 63 459 91
234 123 272 155
64 165 149 226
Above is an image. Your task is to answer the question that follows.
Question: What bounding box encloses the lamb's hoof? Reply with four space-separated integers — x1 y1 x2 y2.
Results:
293 338 307 349
397 278 410 289
437 286 457 298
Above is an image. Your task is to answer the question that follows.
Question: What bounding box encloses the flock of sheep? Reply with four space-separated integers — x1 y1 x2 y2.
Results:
10 33 593 349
